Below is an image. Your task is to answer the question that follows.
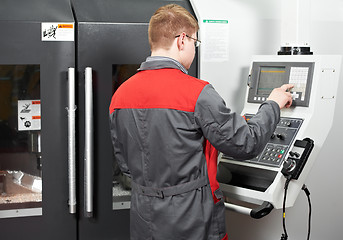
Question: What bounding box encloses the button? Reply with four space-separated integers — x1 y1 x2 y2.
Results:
277 133 285 140
278 154 282 158
291 92 299 100
280 149 285 154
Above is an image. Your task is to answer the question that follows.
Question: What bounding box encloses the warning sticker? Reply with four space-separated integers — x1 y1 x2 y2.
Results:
42 22 74 41
18 100 41 131
202 19 229 62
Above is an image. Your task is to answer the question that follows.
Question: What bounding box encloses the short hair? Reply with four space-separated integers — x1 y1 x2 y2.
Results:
148 4 199 51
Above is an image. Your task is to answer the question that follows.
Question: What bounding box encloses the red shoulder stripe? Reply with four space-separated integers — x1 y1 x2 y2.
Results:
109 69 208 114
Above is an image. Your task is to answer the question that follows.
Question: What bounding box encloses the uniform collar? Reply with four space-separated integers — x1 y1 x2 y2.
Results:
138 56 188 74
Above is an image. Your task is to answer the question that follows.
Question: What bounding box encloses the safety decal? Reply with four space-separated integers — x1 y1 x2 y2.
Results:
18 100 41 131
41 22 74 41
201 19 229 62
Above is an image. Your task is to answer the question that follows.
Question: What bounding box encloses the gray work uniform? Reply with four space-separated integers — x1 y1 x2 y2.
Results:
109 56 280 240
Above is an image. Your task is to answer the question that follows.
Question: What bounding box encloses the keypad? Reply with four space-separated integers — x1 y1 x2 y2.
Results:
260 144 287 165
222 116 303 168
245 116 303 167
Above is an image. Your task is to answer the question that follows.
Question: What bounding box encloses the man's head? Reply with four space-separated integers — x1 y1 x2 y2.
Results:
148 4 199 51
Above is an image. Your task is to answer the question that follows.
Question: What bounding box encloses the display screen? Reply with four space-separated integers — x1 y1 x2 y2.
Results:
248 61 314 107
257 66 286 95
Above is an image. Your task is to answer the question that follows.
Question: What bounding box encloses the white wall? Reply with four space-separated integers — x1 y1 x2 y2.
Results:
192 0 343 239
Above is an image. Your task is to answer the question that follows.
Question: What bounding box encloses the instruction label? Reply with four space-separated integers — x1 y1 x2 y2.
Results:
18 100 41 131
202 20 229 62
42 22 74 41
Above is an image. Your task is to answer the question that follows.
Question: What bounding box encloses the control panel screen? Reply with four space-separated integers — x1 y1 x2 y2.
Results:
257 66 287 95
248 62 314 107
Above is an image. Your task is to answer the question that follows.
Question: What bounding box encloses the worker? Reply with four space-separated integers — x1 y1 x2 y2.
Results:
109 4 293 240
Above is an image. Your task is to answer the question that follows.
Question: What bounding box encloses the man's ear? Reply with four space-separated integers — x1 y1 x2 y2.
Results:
176 32 186 51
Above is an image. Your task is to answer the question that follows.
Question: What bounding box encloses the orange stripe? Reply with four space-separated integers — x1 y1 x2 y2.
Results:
58 24 73 29
261 70 285 73
32 116 41 120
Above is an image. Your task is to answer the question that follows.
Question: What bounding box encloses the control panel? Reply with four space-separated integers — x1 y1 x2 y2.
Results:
218 55 341 213
222 114 303 168
248 62 314 107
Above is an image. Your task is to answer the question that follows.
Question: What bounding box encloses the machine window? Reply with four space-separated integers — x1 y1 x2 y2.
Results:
0 65 42 217
112 64 140 93
111 64 139 210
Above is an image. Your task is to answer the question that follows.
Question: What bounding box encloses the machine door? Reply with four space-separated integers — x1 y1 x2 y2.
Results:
73 1 198 239
76 21 144 240
0 0 77 239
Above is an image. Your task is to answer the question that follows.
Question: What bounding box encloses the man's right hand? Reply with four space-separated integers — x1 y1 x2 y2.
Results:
267 84 294 109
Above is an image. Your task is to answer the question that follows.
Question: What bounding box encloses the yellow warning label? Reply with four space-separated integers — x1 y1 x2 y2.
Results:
58 24 73 29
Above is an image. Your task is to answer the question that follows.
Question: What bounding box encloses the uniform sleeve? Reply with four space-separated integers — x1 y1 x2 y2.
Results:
109 111 131 177
194 84 280 160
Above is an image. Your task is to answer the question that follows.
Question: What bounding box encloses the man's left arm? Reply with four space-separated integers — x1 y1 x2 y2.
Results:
194 84 280 160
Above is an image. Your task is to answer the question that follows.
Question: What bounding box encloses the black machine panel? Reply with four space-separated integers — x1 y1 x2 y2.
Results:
0 0 76 239
248 62 315 107
72 1 198 240
223 114 303 168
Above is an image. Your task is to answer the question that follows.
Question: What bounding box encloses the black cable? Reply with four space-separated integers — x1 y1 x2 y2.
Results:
281 180 312 240
302 184 312 240
281 176 292 240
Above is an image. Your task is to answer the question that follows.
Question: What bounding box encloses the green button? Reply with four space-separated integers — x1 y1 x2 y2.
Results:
280 150 285 154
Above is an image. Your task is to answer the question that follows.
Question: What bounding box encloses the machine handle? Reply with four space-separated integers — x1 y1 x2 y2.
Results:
224 201 274 219
67 68 77 214
84 67 94 217
224 202 251 216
